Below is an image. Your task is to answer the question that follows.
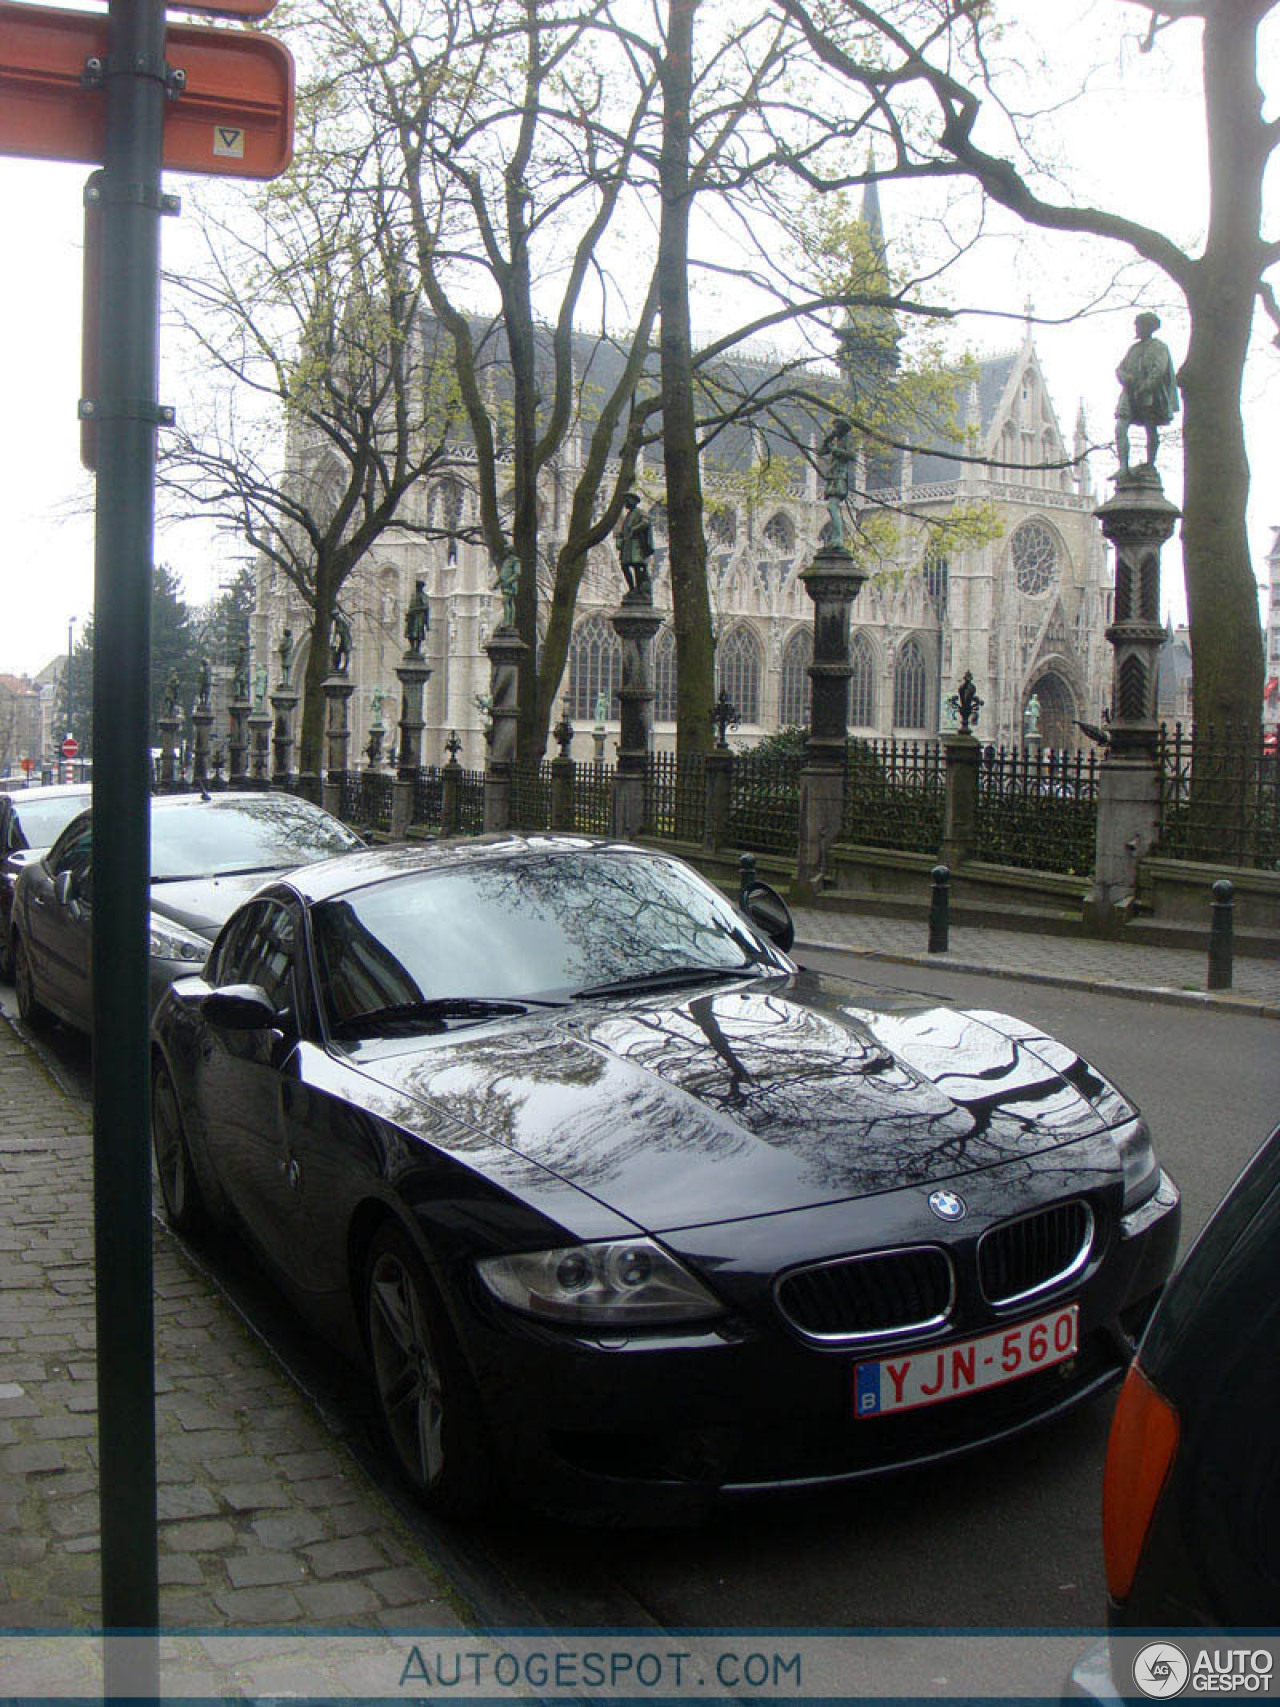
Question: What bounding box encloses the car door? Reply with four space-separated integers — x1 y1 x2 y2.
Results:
22 815 94 1023
195 896 307 1267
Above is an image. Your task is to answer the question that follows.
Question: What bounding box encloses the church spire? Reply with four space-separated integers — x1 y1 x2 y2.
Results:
837 148 900 393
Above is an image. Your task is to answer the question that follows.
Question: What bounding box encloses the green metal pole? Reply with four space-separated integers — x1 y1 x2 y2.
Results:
90 0 167 1657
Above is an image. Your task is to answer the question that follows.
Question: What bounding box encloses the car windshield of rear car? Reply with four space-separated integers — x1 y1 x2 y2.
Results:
7 793 92 852
311 849 784 1025
150 797 362 881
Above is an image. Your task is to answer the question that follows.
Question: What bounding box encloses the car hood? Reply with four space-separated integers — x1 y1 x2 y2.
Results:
149 872 283 937
343 968 1129 1231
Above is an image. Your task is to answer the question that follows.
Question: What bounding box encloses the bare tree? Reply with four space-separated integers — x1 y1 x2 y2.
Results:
769 0 1276 735
160 111 459 770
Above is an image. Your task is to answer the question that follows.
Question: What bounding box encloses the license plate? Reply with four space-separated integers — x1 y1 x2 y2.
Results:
853 1303 1079 1417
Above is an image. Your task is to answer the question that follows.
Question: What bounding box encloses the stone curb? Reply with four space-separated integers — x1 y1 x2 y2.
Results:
795 937 1280 1021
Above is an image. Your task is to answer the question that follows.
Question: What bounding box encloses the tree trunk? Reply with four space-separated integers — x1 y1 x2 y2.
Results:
659 0 715 760
1178 1 1267 733
298 572 336 774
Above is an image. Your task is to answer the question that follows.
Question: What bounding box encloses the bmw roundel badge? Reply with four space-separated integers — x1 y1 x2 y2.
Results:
928 1190 967 1222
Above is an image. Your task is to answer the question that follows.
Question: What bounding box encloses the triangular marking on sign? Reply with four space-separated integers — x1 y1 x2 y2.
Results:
213 126 245 157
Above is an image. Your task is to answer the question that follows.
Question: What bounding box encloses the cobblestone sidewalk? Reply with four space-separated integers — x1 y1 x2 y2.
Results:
0 1017 466 1630
793 908 1280 1014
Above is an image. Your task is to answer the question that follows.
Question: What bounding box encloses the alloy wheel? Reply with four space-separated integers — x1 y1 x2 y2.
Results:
367 1247 447 1491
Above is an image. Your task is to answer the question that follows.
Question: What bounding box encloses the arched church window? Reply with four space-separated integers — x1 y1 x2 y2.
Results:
779 628 812 729
893 637 928 730
718 625 761 724
923 547 948 620
654 627 677 722
850 631 876 728
762 511 795 555
566 615 622 722
1011 519 1059 596
707 506 737 548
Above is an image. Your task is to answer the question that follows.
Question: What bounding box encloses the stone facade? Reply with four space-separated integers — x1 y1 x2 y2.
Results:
253 326 1112 770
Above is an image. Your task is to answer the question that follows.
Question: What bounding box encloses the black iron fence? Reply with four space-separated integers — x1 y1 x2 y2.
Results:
1158 724 1280 870
731 749 805 853
974 745 1100 875
645 752 707 843
457 769 486 836
573 762 615 835
511 763 554 831
842 738 945 853
413 767 444 832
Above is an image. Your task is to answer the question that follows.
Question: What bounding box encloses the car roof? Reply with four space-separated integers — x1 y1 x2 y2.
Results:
0 783 93 804
272 832 637 905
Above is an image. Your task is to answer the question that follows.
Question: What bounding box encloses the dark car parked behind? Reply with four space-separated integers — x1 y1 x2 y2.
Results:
1101 1119 1280 1626
0 783 93 981
10 790 363 1032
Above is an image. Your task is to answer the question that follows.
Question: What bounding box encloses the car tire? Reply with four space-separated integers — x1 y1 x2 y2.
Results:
364 1222 494 1518
13 933 52 1030
151 1056 208 1236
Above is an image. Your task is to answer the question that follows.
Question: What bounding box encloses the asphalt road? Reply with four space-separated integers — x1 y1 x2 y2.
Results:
4 955 1277 1632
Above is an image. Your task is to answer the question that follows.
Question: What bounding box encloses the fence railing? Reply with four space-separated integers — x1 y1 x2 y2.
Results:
573 762 615 835
1158 724 1280 871
731 749 805 853
842 738 945 853
974 745 1100 875
645 752 707 843
511 762 554 831
413 767 444 832
457 769 486 836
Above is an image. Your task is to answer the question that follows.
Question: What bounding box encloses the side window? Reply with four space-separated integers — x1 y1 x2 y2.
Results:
208 902 268 989
224 901 299 1020
49 819 93 884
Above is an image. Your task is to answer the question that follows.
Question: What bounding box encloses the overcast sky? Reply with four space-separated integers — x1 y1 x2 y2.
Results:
0 0 1276 681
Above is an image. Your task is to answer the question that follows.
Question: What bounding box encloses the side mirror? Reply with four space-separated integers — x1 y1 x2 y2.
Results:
202 984 279 1032
741 880 795 953
53 868 84 909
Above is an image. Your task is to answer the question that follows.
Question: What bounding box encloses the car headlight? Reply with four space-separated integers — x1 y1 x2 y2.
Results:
148 914 210 965
475 1237 724 1325
1109 1115 1160 1213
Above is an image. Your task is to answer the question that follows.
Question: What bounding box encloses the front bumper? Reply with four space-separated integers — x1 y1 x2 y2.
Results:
447 1154 1181 1525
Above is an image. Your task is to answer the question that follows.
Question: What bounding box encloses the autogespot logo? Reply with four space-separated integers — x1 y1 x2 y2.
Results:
1134 1643 1190 1699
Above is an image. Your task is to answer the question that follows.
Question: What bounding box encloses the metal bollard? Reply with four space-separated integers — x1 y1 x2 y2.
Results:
1207 879 1234 991
928 864 951 954
738 851 757 909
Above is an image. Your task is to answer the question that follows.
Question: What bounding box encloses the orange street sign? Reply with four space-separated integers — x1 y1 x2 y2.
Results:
0 2 294 179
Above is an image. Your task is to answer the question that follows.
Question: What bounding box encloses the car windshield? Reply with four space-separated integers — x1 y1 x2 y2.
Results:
311 848 782 1030
7 793 91 851
150 796 362 882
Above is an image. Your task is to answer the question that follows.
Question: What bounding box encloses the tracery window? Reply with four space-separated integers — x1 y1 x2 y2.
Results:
566 614 622 722
1011 519 1059 596
779 628 812 729
893 637 929 730
718 625 761 724
654 626 677 722
762 511 795 555
850 631 876 728
923 548 948 620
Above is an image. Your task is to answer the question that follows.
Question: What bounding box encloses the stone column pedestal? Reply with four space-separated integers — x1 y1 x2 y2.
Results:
551 758 575 831
610 593 662 841
393 651 432 840
796 546 868 895
227 698 252 789
703 748 733 850
484 628 528 833
158 715 180 791
247 706 271 788
1086 469 1181 928
940 732 981 867
322 675 355 815
191 707 214 791
270 686 299 786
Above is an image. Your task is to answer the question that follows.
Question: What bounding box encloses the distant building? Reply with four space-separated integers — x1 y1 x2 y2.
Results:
0 674 44 776
254 195 1114 767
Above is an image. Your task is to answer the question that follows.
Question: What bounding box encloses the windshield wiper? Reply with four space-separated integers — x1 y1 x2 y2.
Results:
575 963 764 999
332 995 567 1037
150 863 288 884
